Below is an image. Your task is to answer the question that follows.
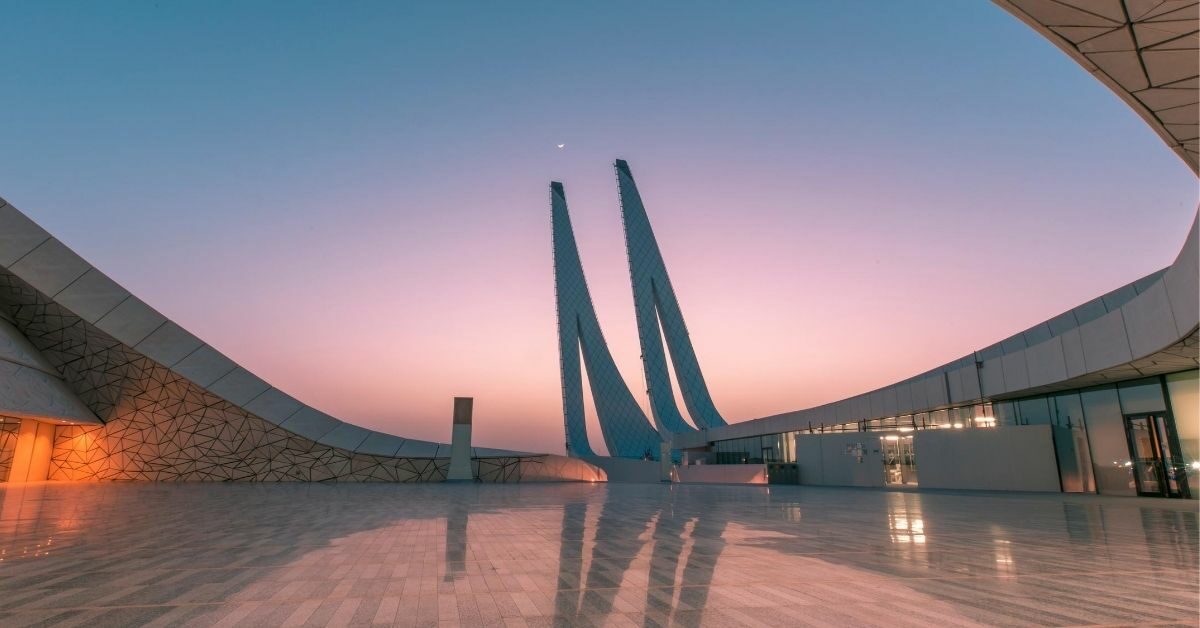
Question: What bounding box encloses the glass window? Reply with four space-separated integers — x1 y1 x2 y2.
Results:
949 407 972 428
1117 378 1167 415
1053 393 1085 428
1018 397 1053 425
1080 386 1135 496
762 434 782 462
1052 391 1096 492
993 401 1018 426
973 403 996 428
1165 371 1198 498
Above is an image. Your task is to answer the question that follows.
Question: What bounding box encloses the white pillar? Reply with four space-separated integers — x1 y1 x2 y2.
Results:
446 397 474 481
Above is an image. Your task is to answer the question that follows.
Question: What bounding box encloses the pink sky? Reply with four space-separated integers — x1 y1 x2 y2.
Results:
2 2 1196 454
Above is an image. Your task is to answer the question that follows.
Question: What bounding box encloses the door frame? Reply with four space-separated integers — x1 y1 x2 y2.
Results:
1123 413 1190 499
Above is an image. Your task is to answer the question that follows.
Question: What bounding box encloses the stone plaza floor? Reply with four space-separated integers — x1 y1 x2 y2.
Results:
0 481 1196 627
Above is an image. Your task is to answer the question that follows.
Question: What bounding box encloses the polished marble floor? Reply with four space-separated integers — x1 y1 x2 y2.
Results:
0 481 1196 627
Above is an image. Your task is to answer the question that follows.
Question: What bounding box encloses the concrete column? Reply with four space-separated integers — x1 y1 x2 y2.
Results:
446 397 474 481
8 419 54 483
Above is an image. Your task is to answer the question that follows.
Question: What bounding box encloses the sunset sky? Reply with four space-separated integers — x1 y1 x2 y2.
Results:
2 1 1196 454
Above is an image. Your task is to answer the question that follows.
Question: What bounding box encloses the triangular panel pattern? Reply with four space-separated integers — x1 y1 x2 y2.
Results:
998 0 1199 172
0 269 559 482
616 160 727 434
551 183 662 459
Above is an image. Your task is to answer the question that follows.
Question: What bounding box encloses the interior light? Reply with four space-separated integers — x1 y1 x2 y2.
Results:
884 435 900 441
1191 461 1200 470
953 423 963 429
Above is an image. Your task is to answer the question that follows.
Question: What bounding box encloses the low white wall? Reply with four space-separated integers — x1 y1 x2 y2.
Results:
788 432 888 488
578 456 663 483
813 433 887 488
913 425 1060 492
675 463 767 485
694 428 1063 492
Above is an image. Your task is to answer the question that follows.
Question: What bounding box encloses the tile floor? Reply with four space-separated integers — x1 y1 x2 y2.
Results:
0 482 1196 627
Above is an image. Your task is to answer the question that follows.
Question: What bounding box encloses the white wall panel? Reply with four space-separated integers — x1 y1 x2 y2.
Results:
54 268 129 324
816 432 885 488
278 406 341 442
1060 328 1087 378
853 395 870 420
959 364 982 401
171 344 237 388
979 357 1006 397
1024 336 1068 388
243 388 304 424
1072 296 1109 326
356 432 406 457
207 367 270 406
909 378 928 411
1164 212 1199 336
318 423 371 452
0 203 51 267
924 373 948 408
396 439 440 457
1121 280 1180 357
1001 352 1030 392
914 426 1060 492
135 321 203 368
882 386 899 416
868 389 884 418
9 239 90 297
947 365 966 402
1079 309 1134 371
95 296 167 347
834 400 851 423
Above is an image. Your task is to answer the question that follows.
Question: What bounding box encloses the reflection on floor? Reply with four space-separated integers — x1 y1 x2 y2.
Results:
0 482 1196 627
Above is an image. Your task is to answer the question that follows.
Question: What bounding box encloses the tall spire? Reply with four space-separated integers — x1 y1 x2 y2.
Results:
551 182 662 458
615 160 727 432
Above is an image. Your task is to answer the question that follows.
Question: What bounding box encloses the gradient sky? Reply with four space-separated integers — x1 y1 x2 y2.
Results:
1 1 1196 455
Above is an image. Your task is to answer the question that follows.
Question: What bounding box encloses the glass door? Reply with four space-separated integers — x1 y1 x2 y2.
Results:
899 435 917 485
881 435 917 486
1124 414 1188 498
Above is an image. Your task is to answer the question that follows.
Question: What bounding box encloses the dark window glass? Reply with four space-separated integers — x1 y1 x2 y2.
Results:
1080 387 1134 496
1018 397 1053 425
994 402 1018 426
1117 378 1167 415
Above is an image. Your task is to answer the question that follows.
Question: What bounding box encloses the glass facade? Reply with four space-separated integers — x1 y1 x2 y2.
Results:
703 370 1199 498
1165 371 1199 494
1080 387 1132 495
712 433 795 464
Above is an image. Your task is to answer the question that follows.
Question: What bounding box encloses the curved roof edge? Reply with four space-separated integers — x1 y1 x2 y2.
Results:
0 196 533 459
992 0 1199 174
677 210 1199 447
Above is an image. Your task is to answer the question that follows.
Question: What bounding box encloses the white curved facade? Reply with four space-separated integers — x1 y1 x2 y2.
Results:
0 199 603 482
674 0 1199 498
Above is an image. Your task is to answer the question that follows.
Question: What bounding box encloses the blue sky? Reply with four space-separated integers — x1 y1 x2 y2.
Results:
1 1 1195 453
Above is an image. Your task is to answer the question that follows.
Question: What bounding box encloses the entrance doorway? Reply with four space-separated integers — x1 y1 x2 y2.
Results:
1124 414 1189 498
881 434 917 486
